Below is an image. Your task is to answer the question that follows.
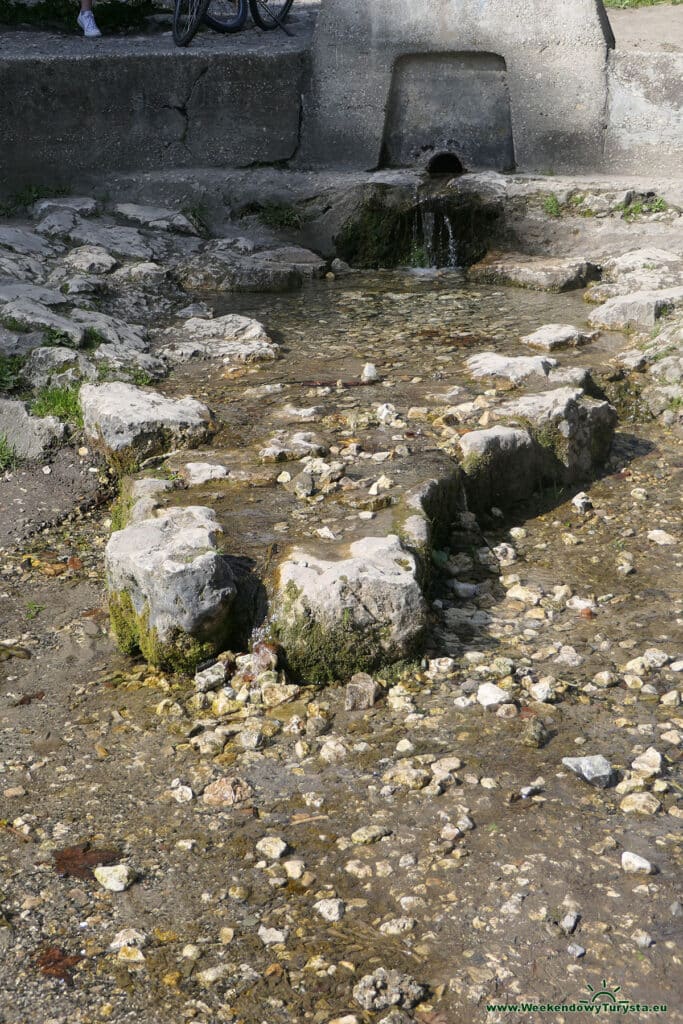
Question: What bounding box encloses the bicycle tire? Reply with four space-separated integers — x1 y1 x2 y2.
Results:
249 0 293 31
173 0 211 46
204 0 248 33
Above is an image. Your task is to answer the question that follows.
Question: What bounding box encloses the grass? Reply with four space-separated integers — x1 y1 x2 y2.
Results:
242 201 303 231
0 434 18 471
0 355 24 393
605 0 681 7
31 385 83 427
618 196 668 220
0 184 68 218
25 601 45 620
542 195 562 218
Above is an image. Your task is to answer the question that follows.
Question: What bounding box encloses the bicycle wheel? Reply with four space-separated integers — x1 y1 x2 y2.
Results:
204 0 248 33
249 0 293 31
173 0 211 46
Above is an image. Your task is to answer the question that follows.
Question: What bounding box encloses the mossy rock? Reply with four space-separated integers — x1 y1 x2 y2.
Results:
108 590 216 674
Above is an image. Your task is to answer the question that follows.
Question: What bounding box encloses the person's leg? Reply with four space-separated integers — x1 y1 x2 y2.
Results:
77 0 102 36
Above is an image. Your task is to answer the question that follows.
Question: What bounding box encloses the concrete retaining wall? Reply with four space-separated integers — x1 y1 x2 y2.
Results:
0 37 307 194
299 0 615 174
605 50 683 176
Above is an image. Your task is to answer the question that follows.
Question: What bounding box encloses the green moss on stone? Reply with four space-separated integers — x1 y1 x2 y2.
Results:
108 589 215 674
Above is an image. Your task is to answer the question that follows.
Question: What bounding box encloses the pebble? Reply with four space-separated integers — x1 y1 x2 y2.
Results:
255 836 288 860
647 529 676 545
109 928 148 950
567 943 585 958
621 851 655 874
620 792 661 815
93 864 135 892
632 929 654 949
561 755 615 788
477 682 512 708
631 747 662 777
258 925 288 945
351 825 390 845
314 897 345 922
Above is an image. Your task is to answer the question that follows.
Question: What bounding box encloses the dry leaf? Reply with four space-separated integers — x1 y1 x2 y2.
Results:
53 842 120 881
36 945 83 985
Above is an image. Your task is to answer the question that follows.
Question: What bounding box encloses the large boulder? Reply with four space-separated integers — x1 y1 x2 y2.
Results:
272 534 426 681
80 382 215 460
0 399 65 460
105 506 236 672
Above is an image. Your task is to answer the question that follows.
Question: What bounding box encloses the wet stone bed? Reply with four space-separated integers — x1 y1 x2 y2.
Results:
1 191 682 1023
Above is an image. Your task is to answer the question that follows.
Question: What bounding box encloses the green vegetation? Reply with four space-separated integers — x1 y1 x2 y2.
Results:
0 0 156 32
43 327 77 348
0 355 24 394
31 385 83 427
182 203 210 236
242 201 303 231
0 434 18 471
542 194 562 218
0 316 31 334
129 367 153 387
109 590 221 674
617 196 668 220
604 0 681 7
0 185 68 218
25 601 45 620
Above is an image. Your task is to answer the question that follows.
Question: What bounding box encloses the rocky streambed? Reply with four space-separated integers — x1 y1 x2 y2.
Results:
0 177 682 1023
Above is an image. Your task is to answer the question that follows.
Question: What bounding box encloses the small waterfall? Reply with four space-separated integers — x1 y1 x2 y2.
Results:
410 190 464 270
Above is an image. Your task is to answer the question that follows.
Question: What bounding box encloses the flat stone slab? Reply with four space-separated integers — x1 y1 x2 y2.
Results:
0 298 84 346
588 287 683 329
466 352 555 382
521 324 596 351
468 254 599 292
159 314 278 365
80 382 215 457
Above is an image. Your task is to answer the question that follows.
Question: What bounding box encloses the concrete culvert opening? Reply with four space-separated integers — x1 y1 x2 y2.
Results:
426 152 465 176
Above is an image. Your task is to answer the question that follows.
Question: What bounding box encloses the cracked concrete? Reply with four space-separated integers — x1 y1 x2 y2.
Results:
0 24 313 191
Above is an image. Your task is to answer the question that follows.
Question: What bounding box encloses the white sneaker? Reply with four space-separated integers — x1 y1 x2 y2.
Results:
77 10 102 37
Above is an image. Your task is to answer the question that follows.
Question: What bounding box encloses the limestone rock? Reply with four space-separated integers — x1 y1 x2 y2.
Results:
23 346 97 390
62 244 118 275
588 287 683 330
159 314 278 365
459 426 537 506
620 792 661 815
0 281 69 307
562 755 615 788
466 351 556 382
345 673 381 711
272 535 426 681
176 242 307 293
81 382 214 458
353 968 425 1011
114 203 198 234
0 399 65 460
520 324 596 351
469 253 599 292
105 506 236 671
491 387 617 481
0 299 84 346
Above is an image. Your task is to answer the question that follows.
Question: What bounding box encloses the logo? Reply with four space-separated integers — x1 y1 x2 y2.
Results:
486 979 668 1015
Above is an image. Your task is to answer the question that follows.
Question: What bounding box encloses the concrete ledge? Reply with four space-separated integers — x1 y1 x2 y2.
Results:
0 28 312 192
